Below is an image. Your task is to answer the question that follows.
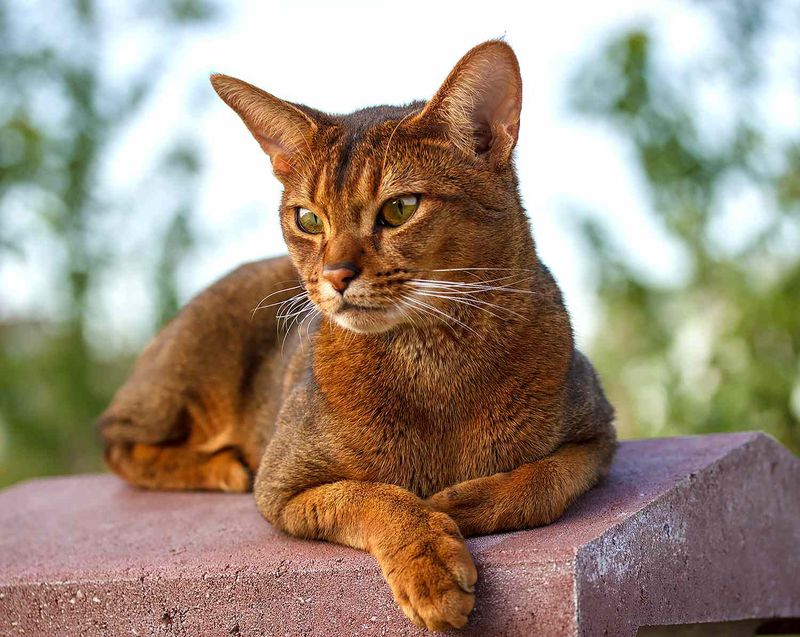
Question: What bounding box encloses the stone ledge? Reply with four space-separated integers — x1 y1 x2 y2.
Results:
0 433 798 636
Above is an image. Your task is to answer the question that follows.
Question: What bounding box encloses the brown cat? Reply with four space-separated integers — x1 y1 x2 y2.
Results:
98 40 616 631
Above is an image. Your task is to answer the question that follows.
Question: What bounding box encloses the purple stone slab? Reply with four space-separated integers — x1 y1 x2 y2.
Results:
1 433 798 636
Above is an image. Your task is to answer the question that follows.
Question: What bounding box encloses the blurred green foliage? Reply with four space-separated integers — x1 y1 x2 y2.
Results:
570 0 800 451
0 0 216 486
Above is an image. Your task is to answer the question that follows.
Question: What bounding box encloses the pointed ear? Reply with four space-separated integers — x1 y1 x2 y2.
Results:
416 40 522 165
210 74 317 177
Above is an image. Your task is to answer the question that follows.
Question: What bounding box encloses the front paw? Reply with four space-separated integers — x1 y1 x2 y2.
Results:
380 512 477 631
426 480 499 537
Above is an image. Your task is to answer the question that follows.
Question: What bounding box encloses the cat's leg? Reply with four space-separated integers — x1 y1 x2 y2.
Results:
98 257 299 491
100 383 255 491
258 480 477 632
105 443 251 492
425 435 616 537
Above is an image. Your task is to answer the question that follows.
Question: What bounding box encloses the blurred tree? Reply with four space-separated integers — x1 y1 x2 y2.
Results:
570 0 800 451
0 0 217 486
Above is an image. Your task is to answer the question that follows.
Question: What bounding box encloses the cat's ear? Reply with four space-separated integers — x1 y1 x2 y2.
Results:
416 40 522 165
210 74 317 177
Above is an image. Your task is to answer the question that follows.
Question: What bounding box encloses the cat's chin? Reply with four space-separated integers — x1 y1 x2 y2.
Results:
331 305 405 334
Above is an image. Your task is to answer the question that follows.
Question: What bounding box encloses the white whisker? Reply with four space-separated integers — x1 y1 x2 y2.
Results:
251 285 306 318
428 267 536 273
301 307 320 342
276 293 311 336
281 299 315 356
413 273 526 286
405 294 479 336
399 298 451 334
412 290 525 321
409 277 536 296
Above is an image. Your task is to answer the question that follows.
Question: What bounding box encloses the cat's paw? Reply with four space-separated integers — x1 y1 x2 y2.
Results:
426 481 497 537
207 450 253 492
428 472 569 537
104 443 252 492
380 512 477 631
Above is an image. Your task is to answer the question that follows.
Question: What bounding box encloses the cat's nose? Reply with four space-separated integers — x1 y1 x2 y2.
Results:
323 261 361 293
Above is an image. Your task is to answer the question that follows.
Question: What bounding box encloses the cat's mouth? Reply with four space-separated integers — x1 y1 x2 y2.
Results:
331 300 403 333
339 301 384 313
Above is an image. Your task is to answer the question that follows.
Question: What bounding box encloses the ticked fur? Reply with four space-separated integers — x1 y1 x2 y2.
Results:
99 41 616 632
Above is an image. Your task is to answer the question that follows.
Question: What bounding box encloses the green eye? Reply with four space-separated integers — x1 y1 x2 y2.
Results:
379 195 419 227
296 207 324 234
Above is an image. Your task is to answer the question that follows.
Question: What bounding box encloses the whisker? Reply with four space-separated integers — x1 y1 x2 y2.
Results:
399 301 432 334
405 294 479 336
411 271 529 284
409 279 527 291
414 292 506 321
276 297 314 320
302 307 320 342
252 283 304 310
398 303 419 330
408 277 536 295
404 297 466 337
398 298 454 335
296 305 320 353
275 293 311 335
413 273 527 286
251 285 306 318
281 299 315 356
427 267 536 273
412 290 525 321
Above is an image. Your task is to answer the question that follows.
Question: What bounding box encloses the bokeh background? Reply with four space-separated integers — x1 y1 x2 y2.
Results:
1 0 798 488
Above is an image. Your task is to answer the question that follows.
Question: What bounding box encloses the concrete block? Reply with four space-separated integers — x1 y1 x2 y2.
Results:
1 433 798 636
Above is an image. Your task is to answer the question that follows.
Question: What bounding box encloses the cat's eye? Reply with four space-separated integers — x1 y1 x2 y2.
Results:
378 195 419 227
296 207 324 234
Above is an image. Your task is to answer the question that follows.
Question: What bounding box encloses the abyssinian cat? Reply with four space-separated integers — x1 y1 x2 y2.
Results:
98 40 616 631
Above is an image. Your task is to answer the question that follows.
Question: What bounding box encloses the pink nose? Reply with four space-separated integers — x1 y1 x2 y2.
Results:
323 262 360 293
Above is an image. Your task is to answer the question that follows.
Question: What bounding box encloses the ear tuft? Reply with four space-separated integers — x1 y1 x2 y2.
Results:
210 74 317 177
417 40 522 164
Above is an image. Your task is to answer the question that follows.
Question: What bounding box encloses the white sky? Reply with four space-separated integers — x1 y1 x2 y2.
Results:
5 0 724 349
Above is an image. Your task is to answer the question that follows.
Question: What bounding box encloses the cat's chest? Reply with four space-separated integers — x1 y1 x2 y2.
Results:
334 406 539 498
313 333 555 496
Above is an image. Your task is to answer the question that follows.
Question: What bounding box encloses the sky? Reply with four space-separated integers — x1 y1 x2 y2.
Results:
5 0 726 348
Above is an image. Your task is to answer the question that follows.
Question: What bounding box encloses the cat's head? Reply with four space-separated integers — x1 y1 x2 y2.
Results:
212 41 529 334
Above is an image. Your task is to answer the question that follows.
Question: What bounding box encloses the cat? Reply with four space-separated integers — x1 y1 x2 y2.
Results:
98 40 616 632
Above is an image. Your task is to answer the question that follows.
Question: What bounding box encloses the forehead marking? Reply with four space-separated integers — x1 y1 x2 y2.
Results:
311 151 332 204
334 128 360 194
